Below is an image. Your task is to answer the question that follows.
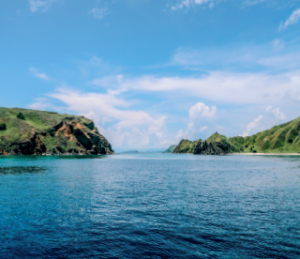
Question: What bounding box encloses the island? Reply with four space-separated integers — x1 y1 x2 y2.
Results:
0 108 114 155
172 116 300 155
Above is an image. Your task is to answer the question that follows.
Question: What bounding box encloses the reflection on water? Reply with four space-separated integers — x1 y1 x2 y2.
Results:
0 166 48 174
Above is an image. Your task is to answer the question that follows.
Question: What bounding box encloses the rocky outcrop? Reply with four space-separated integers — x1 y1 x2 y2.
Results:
192 139 231 155
173 133 239 155
0 108 114 156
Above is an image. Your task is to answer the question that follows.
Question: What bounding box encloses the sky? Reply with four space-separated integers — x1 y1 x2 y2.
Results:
1 0 300 151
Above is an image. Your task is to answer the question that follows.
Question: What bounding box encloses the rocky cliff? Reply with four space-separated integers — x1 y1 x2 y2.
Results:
0 108 114 155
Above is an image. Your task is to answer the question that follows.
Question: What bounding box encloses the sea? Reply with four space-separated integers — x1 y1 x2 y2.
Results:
0 154 299 258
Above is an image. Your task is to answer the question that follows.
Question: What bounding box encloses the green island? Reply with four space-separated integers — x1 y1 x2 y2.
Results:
0 107 114 155
169 116 300 155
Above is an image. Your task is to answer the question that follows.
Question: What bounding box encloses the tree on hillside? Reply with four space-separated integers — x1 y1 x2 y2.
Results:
17 112 25 120
0 123 6 130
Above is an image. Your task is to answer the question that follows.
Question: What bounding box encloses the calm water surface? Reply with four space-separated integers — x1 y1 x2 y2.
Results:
0 154 300 258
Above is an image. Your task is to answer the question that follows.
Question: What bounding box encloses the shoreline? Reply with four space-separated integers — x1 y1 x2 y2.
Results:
230 153 300 156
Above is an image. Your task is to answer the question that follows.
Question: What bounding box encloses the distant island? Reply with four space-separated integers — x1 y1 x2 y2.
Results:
120 149 165 154
170 116 300 155
120 150 140 154
0 108 114 156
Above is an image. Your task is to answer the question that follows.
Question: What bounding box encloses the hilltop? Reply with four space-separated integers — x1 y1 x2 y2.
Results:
173 116 300 155
0 108 114 155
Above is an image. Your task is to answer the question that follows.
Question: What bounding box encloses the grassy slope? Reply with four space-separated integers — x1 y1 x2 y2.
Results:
240 116 300 153
173 116 300 154
163 145 177 153
172 139 194 153
0 107 95 153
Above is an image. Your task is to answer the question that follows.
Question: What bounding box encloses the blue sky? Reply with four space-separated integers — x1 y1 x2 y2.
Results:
1 0 300 151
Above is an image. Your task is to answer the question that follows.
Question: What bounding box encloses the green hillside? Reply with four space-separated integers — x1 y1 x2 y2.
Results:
172 139 194 153
0 107 114 155
163 145 177 153
173 116 300 154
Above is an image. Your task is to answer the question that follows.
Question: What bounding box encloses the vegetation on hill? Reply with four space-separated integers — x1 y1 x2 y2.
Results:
172 139 194 153
0 107 114 155
163 145 177 153
173 116 300 155
16 112 25 120
0 123 6 130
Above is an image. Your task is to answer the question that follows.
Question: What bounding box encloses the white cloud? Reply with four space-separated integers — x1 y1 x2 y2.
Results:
189 102 216 119
288 76 300 101
89 8 107 19
172 44 300 72
265 106 286 120
272 107 286 120
29 0 57 13
279 8 300 31
91 72 289 105
29 98 60 111
272 39 284 51
29 67 49 80
243 0 266 6
43 88 168 149
176 102 214 140
171 0 273 10
242 115 264 137
265 105 273 112
199 126 208 132
171 0 215 10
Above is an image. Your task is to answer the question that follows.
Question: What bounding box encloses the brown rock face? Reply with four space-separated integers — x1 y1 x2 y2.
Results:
5 117 114 155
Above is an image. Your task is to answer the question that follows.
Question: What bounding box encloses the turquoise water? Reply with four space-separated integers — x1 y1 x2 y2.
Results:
0 154 300 258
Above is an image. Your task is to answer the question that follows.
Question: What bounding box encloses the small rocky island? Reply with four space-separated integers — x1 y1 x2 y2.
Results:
0 108 114 155
170 116 300 155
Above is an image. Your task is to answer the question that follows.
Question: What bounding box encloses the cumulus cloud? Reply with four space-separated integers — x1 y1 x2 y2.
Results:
189 102 216 119
272 108 286 120
176 102 215 140
29 0 57 12
279 8 300 31
29 67 49 80
89 8 107 19
43 88 168 149
265 106 286 120
242 115 264 137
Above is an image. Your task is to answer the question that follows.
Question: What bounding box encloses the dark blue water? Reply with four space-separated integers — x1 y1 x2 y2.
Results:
0 154 300 258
